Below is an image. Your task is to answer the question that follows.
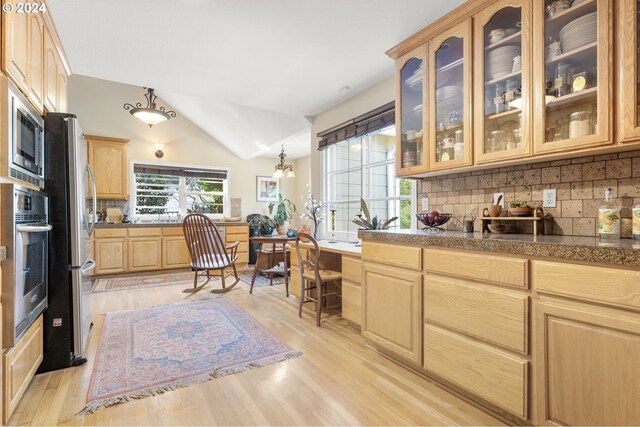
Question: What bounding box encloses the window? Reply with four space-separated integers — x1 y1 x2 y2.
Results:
132 163 228 219
324 126 415 241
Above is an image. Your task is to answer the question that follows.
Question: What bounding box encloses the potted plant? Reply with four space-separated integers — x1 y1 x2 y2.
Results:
257 215 276 236
269 194 297 235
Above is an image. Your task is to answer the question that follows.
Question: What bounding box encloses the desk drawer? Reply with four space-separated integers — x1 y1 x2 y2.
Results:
424 324 528 419
425 248 528 289
533 260 640 310
342 256 362 284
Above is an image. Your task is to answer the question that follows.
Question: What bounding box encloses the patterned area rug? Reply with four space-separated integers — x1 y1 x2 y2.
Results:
83 298 301 414
92 268 283 293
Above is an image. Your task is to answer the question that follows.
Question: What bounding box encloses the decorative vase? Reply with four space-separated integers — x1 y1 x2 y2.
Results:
261 226 274 236
313 222 318 240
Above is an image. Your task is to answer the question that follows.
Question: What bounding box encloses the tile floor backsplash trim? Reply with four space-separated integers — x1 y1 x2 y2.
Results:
418 150 640 236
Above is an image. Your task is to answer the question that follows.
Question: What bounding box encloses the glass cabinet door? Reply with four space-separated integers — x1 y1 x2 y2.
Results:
396 46 427 176
534 0 612 153
428 19 473 171
475 1 532 164
617 0 640 143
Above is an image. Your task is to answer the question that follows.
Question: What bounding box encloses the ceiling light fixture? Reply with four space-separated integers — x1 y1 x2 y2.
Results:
124 87 176 127
272 145 295 178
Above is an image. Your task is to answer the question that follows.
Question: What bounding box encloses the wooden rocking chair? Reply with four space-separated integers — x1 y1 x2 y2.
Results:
182 213 241 293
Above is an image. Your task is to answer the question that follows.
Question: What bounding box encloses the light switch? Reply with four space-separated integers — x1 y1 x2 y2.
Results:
421 197 429 211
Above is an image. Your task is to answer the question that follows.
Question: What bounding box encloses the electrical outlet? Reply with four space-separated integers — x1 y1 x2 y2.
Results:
493 192 505 207
543 189 557 208
421 197 429 211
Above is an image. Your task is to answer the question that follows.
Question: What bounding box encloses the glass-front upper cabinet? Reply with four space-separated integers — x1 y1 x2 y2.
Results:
617 0 640 143
474 1 532 164
396 46 428 176
428 19 473 171
533 0 613 154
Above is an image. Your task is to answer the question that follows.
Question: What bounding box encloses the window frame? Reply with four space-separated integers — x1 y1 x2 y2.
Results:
322 126 416 242
130 161 230 220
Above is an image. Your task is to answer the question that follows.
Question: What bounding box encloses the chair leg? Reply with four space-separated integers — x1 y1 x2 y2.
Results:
298 279 305 318
220 270 226 289
316 280 322 327
183 270 209 293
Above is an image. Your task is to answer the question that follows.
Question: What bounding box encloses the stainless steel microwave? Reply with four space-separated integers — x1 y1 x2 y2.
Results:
2 77 45 188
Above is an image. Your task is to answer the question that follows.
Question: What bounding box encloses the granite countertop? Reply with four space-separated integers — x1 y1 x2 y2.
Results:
0 246 6 262
358 229 640 268
95 222 249 229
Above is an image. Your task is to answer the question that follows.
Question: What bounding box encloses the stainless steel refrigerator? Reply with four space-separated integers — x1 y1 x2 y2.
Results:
39 112 96 372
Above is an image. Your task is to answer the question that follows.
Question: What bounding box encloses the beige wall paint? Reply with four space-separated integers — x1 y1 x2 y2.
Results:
310 77 394 199
68 75 299 217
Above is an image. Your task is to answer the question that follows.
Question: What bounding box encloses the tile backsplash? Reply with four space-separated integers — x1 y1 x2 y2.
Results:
418 151 640 237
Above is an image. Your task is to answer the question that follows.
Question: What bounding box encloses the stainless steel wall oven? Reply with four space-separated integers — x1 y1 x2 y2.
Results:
1 184 51 348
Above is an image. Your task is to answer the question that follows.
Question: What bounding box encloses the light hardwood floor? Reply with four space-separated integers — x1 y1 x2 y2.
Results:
9 276 503 426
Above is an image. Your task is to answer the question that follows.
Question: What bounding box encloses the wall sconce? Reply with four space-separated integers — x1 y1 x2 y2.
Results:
155 143 164 158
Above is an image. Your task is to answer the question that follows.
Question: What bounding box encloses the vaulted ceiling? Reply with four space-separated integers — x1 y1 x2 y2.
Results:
48 0 465 159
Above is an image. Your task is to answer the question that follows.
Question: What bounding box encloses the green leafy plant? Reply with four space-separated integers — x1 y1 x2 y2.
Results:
257 215 276 235
268 194 297 227
352 198 398 230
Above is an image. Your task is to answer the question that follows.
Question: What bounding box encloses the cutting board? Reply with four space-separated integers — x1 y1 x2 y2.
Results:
106 208 124 223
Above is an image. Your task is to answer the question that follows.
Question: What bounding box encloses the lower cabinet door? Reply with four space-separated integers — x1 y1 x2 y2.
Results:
362 262 422 365
3 315 43 423
534 300 640 426
128 237 162 272
162 236 191 269
341 280 361 326
95 238 127 274
424 323 528 419
289 265 301 298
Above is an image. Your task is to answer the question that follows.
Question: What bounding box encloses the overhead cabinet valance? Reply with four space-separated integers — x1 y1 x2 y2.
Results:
134 164 228 180
317 101 395 150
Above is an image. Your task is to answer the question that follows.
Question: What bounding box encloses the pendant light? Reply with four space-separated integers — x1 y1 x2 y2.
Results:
272 145 295 178
124 87 176 127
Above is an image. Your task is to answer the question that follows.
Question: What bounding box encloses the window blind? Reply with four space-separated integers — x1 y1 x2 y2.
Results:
317 101 395 151
133 164 227 180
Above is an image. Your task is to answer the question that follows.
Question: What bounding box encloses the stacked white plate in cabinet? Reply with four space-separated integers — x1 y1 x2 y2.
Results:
560 12 597 52
487 45 520 79
405 66 423 91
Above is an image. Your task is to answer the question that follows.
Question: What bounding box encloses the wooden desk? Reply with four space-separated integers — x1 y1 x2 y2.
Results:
291 240 363 326
249 236 295 296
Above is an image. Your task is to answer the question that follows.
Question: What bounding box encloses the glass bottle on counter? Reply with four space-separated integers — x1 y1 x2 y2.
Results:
598 187 620 239
633 201 640 239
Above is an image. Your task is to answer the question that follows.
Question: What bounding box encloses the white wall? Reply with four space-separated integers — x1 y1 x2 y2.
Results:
68 75 299 217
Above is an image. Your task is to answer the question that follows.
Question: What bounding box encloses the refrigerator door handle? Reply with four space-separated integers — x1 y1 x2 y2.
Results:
16 224 53 233
86 165 97 236
79 258 96 274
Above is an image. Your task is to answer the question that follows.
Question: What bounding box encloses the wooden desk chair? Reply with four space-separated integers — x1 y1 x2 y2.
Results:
295 233 342 326
182 213 240 293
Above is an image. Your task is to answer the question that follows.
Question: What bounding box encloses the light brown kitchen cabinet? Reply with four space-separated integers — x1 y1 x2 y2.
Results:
128 236 162 272
94 229 127 275
26 13 44 111
533 299 640 426
474 0 533 163
428 18 473 171
532 0 613 154
617 0 640 143
43 26 57 112
362 261 422 365
3 315 43 423
161 227 190 269
87 135 130 200
56 67 67 112
2 0 30 96
341 255 362 325
396 45 428 176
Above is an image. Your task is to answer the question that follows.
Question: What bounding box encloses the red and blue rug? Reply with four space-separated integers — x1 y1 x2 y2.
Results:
83 298 301 414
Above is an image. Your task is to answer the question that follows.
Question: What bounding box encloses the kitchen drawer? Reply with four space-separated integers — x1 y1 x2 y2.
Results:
424 248 528 289
342 280 361 325
424 273 529 354
424 324 528 419
236 253 249 265
532 260 640 311
342 255 362 284
225 225 248 235
94 228 127 238
227 234 249 244
233 242 248 253
128 227 162 237
362 241 421 271
162 227 184 236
